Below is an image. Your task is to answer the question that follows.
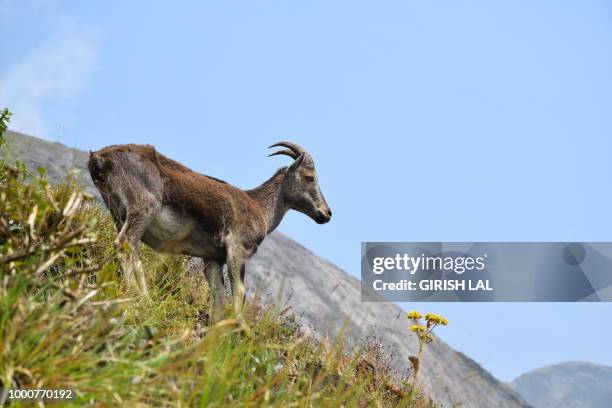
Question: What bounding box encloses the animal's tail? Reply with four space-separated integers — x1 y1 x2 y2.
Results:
88 150 108 184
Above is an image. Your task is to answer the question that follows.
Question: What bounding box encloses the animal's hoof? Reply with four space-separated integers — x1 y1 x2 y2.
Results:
197 310 210 326
113 238 128 251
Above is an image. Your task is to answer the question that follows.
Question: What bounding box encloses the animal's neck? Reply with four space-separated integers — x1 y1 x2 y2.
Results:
246 168 288 234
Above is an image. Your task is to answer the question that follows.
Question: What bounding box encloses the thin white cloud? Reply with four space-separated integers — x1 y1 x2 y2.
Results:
0 21 98 138
0 0 51 22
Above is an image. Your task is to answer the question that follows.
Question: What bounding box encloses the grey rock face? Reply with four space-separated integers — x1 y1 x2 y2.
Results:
3 130 94 190
512 362 612 408
4 131 532 408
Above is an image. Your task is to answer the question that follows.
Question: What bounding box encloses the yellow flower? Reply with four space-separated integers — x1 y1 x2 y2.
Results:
409 324 427 333
425 313 448 326
407 310 422 320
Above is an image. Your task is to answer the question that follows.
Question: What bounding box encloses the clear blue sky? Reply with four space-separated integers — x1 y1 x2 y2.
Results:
1 1 611 381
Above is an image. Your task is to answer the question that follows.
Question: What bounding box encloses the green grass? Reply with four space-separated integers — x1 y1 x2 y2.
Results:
0 152 434 407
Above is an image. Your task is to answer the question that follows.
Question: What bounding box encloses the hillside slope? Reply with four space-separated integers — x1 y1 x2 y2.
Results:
244 233 529 408
3 130 531 408
512 362 612 408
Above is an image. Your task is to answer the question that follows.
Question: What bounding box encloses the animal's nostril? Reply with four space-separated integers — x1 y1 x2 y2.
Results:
327 209 332 218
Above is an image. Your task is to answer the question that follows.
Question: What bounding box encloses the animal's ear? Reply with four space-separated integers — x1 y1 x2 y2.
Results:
288 153 305 172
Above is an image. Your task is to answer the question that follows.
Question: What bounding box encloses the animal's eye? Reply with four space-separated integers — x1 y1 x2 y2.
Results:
304 175 314 183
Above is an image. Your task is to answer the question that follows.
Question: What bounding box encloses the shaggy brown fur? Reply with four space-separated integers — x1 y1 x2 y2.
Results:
88 142 331 320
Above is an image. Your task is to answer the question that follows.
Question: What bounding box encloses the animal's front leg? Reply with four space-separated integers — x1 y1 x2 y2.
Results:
203 261 225 323
225 242 246 314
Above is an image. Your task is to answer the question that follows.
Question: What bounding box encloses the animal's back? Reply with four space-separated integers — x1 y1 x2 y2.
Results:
88 143 230 190
88 143 267 245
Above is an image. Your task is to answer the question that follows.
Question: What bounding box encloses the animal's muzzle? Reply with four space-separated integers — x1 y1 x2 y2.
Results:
315 208 332 224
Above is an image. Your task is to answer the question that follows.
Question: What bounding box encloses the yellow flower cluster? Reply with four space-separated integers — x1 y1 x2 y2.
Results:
409 324 427 333
406 310 422 320
424 313 449 326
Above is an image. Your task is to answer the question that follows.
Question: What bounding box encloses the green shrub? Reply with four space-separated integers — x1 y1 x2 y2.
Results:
0 108 10 146
0 108 11 183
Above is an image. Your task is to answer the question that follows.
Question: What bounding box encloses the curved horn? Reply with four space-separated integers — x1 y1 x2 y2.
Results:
268 149 298 159
268 141 307 159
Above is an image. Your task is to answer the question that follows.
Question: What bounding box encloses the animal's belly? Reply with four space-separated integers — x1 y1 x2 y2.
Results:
142 207 223 259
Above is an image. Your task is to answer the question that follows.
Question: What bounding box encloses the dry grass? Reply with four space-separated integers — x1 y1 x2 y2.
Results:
0 123 437 406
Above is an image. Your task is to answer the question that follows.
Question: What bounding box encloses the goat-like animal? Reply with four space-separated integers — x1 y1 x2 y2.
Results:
88 142 331 320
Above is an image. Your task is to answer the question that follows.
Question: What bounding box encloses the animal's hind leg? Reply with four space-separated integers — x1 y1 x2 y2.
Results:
115 188 160 296
122 245 145 294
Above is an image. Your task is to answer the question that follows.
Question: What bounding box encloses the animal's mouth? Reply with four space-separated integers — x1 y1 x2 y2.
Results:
315 210 332 224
